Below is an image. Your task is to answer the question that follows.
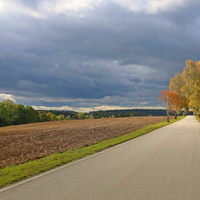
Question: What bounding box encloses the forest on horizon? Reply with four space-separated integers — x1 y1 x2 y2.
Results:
0 99 191 127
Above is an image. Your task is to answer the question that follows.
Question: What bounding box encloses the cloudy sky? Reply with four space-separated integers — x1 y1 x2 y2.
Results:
0 0 200 112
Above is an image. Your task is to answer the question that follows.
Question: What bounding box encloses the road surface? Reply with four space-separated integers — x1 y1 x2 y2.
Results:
1 116 200 200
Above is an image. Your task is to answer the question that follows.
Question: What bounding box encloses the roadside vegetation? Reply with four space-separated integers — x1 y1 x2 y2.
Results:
195 115 200 122
0 116 184 189
158 59 200 121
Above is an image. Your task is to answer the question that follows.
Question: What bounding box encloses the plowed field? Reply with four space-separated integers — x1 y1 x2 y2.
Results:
0 116 172 169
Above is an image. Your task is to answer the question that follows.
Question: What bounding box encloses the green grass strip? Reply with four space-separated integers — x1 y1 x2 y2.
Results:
0 116 185 189
195 115 200 122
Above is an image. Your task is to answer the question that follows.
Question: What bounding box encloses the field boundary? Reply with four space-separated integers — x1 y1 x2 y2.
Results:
0 116 184 189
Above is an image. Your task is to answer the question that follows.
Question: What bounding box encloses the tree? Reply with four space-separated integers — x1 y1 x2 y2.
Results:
158 89 172 122
3 99 16 124
50 114 57 121
26 105 39 123
78 113 85 119
89 115 94 119
169 59 200 115
118 113 122 118
65 115 72 120
0 102 10 126
184 107 189 115
181 60 200 114
0 100 39 126
12 104 27 125
56 115 65 120
167 91 183 119
169 71 188 110
39 111 48 122
46 112 54 121
169 72 184 94
72 114 78 120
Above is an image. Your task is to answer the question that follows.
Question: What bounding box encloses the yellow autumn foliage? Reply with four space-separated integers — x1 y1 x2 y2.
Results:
169 59 200 114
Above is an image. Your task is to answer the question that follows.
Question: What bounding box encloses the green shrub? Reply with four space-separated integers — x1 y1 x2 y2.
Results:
78 113 85 119
65 115 72 120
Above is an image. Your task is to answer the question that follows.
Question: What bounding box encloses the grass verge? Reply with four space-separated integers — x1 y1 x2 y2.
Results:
0 116 185 189
195 115 200 122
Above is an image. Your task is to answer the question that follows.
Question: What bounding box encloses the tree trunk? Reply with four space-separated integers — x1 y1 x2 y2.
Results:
166 110 170 122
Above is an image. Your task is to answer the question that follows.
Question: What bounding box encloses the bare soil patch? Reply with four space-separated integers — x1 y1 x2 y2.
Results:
0 116 172 169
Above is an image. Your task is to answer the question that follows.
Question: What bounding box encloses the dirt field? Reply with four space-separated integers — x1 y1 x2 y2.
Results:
0 116 172 169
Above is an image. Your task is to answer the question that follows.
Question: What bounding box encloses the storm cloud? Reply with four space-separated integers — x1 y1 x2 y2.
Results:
0 0 200 111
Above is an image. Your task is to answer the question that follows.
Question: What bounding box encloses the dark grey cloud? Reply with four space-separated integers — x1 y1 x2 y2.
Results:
0 0 200 111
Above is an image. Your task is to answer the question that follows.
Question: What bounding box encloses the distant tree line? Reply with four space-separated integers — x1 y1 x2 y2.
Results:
0 100 39 127
37 111 95 121
0 100 79 127
44 109 184 121
0 100 192 127
88 109 192 119
0 100 95 127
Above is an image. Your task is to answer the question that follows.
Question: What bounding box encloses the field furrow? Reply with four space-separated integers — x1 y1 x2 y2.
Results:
0 116 172 169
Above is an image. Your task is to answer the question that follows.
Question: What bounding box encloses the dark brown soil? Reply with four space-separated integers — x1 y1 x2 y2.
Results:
0 116 172 169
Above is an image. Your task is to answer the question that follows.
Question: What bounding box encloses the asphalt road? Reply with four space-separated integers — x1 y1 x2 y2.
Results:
1 116 200 200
